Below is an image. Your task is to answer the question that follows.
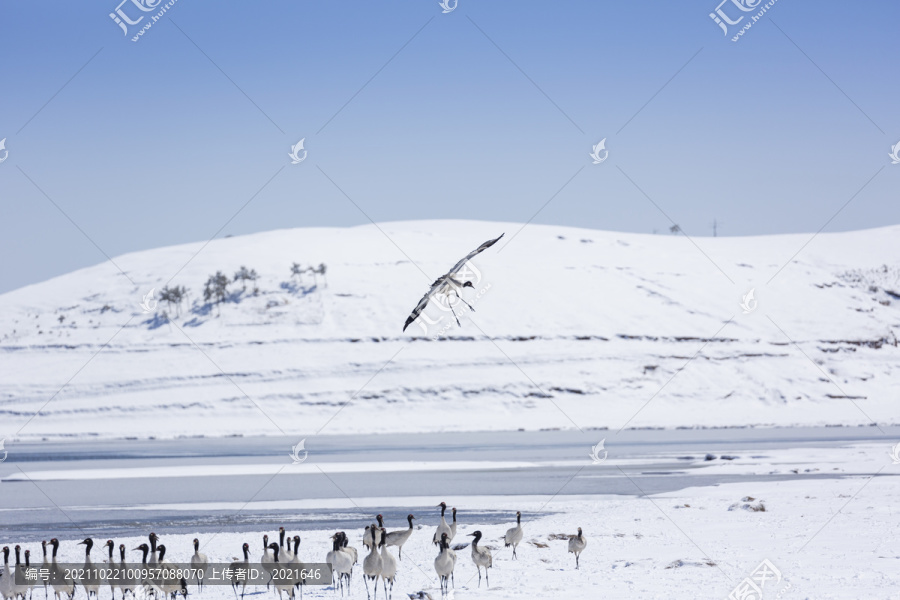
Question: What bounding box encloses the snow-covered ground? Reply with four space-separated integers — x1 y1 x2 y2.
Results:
7 442 898 600
1 221 899 441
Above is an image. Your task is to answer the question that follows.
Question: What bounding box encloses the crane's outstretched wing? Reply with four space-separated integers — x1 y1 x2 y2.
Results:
446 233 504 279
402 286 438 332
402 234 504 332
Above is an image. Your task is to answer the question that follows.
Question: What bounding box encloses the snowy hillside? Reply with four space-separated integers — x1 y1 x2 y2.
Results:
1 220 898 440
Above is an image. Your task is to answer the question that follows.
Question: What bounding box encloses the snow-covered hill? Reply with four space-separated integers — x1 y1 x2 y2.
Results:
1 220 898 440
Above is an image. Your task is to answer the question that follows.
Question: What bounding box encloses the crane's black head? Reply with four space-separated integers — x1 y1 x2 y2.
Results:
462 281 474 288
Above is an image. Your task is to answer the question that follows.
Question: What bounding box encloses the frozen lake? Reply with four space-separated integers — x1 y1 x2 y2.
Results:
1 425 895 542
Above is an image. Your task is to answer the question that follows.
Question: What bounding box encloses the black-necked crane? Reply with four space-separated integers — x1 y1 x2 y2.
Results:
14 547 32 600
402 234 504 332
1 547 13 600
77 539 100 600
287 536 305 597
363 515 385 550
378 530 397 600
118 545 136 600
362 526 383 600
39 542 49 600
432 503 452 546
338 533 358 565
103 541 119 600
504 511 524 560
191 539 208 592
568 527 587 569
433 534 455 595
48 540 73 600
278 528 293 562
148 534 160 567
156 545 187 600
133 544 153 600
267 543 295 600
260 534 275 591
227 543 250 600
326 534 353 597
449 508 458 541
384 515 415 560
467 531 492 587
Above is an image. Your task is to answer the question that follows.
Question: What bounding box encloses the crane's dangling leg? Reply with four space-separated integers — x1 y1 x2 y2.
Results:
450 288 475 312
449 303 461 326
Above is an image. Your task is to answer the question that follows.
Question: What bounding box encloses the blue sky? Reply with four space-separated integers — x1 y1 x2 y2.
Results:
1 1 898 293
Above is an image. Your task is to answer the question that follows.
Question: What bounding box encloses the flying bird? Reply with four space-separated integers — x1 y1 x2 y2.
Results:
402 234 504 332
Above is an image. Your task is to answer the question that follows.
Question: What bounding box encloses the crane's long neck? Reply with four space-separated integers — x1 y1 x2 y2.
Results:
108 545 114 561
14 547 21 566
293 538 300 555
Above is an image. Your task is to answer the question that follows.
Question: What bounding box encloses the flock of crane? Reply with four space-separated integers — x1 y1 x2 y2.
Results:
1 503 587 600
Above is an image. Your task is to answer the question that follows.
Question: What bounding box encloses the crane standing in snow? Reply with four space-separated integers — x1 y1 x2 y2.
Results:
402 234 504 332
